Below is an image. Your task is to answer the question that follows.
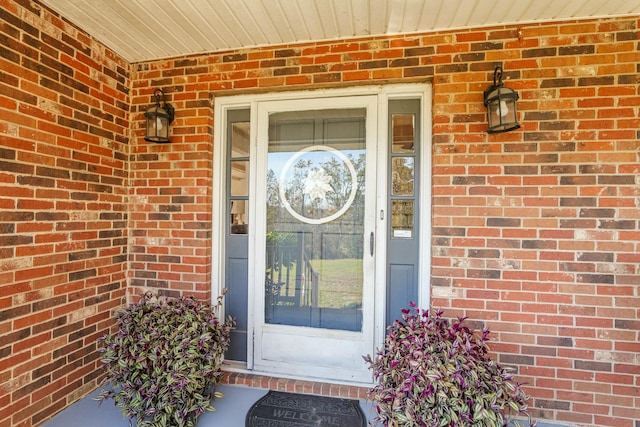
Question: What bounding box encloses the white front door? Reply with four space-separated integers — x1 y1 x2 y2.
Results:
252 95 378 383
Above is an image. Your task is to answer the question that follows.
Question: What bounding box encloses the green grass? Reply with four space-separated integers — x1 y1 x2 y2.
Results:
312 258 363 309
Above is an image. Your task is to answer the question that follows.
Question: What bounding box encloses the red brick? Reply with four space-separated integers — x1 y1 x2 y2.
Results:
4 5 640 427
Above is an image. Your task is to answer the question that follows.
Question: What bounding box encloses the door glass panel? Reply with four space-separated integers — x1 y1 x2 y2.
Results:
391 114 415 153
265 108 366 332
391 200 414 238
230 200 247 235
231 122 250 157
229 119 250 235
230 160 248 196
389 108 417 241
391 157 414 196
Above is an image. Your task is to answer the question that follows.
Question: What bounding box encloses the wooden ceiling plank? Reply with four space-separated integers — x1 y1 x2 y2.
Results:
37 0 640 63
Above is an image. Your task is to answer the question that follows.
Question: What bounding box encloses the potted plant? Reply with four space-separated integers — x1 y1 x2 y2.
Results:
97 292 235 427
364 303 535 427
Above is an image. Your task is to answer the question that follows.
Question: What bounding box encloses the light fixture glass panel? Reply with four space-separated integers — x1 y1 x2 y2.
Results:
158 116 169 139
487 96 501 130
487 92 520 133
392 114 414 153
145 108 170 142
502 98 517 124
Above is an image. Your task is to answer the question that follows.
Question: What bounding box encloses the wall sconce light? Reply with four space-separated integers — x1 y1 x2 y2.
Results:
144 88 175 143
483 66 520 134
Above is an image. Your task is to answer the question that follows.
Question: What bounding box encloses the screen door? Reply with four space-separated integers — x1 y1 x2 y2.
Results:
253 96 377 383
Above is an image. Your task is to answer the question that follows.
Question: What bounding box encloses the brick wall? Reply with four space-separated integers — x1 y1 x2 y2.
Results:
0 1 128 426
127 60 214 302
427 22 640 427
1 0 639 425
128 18 639 427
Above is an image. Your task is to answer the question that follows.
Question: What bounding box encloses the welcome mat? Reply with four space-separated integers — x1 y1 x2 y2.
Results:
246 390 367 427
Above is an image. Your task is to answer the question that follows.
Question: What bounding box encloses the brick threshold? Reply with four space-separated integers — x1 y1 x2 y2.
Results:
222 370 371 401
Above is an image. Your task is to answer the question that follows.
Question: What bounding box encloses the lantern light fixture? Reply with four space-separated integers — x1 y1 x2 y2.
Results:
483 66 520 134
144 88 175 143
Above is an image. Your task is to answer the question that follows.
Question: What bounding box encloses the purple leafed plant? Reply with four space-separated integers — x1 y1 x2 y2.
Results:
97 292 235 427
363 303 535 427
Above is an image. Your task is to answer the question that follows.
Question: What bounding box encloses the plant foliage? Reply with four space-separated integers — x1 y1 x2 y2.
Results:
364 303 535 427
97 292 235 427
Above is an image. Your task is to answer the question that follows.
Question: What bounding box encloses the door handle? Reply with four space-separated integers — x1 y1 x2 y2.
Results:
370 232 374 256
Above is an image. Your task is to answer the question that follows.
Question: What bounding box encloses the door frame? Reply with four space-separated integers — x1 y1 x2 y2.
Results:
212 84 432 384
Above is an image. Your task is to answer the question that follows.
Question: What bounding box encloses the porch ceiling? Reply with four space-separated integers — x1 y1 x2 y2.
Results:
39 0 640 63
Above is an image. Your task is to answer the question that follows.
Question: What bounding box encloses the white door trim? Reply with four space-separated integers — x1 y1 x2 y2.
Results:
212 84 432 384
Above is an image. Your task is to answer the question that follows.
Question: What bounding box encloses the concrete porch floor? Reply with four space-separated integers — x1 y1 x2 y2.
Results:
40 371 563 427
39 383 568 427
41 384 379 427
